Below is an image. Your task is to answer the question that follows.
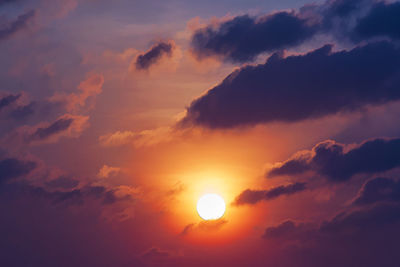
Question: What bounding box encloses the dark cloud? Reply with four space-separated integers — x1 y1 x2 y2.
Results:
179 223 195 236
197 218 228 231
320 203 400 233
0 157 36 183
264 203 400 238
179 219 228 236
0 10 35 41
261 204 400 267
0 0 22 5
141 247 171 261
0 183 141 267
263 220 315 240
323 0 366 18
181 41 400 129
233 182 306 206
353 177 400 205
191 12 318 63
267 138 400 182
263 220 297 239
0 93 21 111
0 182 129 207
135 41 173 70
30 117 74 141
45 176 79 189
189 0 374 63
9 102 35 120
354 1 400 40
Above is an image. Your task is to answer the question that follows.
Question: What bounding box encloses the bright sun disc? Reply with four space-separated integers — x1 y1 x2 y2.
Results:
196 193 226 220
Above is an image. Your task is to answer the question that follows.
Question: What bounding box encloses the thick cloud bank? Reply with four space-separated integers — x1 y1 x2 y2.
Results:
182 42 400 128
267 138 400 181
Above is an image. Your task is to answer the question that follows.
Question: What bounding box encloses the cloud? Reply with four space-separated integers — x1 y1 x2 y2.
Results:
190 12 318 63
0 0 24 6
97 165 121 179
0 157 36 183
0 114 89 150
320 203 400 233
8 102 35 120
261 203 400 266
263 220 297 239
99 127 174 148
181 41 400 129
99 130 136 147
266 203 400 238
135 41 174 70
179 223 195 236
141 247 171 261
263 203 400 238
267 138 400 182
322 0 367 18
0 10 35 41
0 181 135 210
180 219 228 236
33 114 88 143
45 176 79 189
30 117 74 141
353 177 400 205
189 0 373 63
0 181 142 267
353 1 400 40
0 93 21 111
263 220 314 240
232 182 306 206
50 73 104 113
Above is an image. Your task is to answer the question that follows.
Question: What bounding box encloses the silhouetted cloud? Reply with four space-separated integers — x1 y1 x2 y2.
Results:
189 0 373 63
263 203 400 241
8 102 35 120
267 138 400 182
353 1 400 40
45 176 79 189
353 177 400 205
0 157 36 183
0 93 20 111
0 10 35 40
323 0 366 18
191 12 318 63
141 247 171 261
320 203 400 233
233 182 306 206
264 220 297 238
179 219 228 236
0 0 23 6
182 41 400 128
30 117 74 141
263 220 315 240
0 182 132 207
179 223 195 236
135 41 173 70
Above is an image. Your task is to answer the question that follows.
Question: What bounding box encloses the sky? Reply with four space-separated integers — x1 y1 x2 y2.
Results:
1 0 400 266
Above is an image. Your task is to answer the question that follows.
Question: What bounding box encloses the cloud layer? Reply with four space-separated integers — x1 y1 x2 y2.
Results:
182 42 400 128
267 138 400 182
233 182 306 205
191 12 317 63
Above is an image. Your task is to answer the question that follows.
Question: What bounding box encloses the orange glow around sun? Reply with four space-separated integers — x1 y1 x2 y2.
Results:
158 169 259 245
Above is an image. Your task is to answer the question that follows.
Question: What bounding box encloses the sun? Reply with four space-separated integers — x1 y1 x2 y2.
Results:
196 193 226 220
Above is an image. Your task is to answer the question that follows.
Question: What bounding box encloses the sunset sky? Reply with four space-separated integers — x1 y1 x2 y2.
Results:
2 0 400 266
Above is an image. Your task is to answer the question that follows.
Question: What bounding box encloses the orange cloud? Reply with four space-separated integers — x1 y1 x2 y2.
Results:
99 127 175 148
50 73 104 113
97 165 121 179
